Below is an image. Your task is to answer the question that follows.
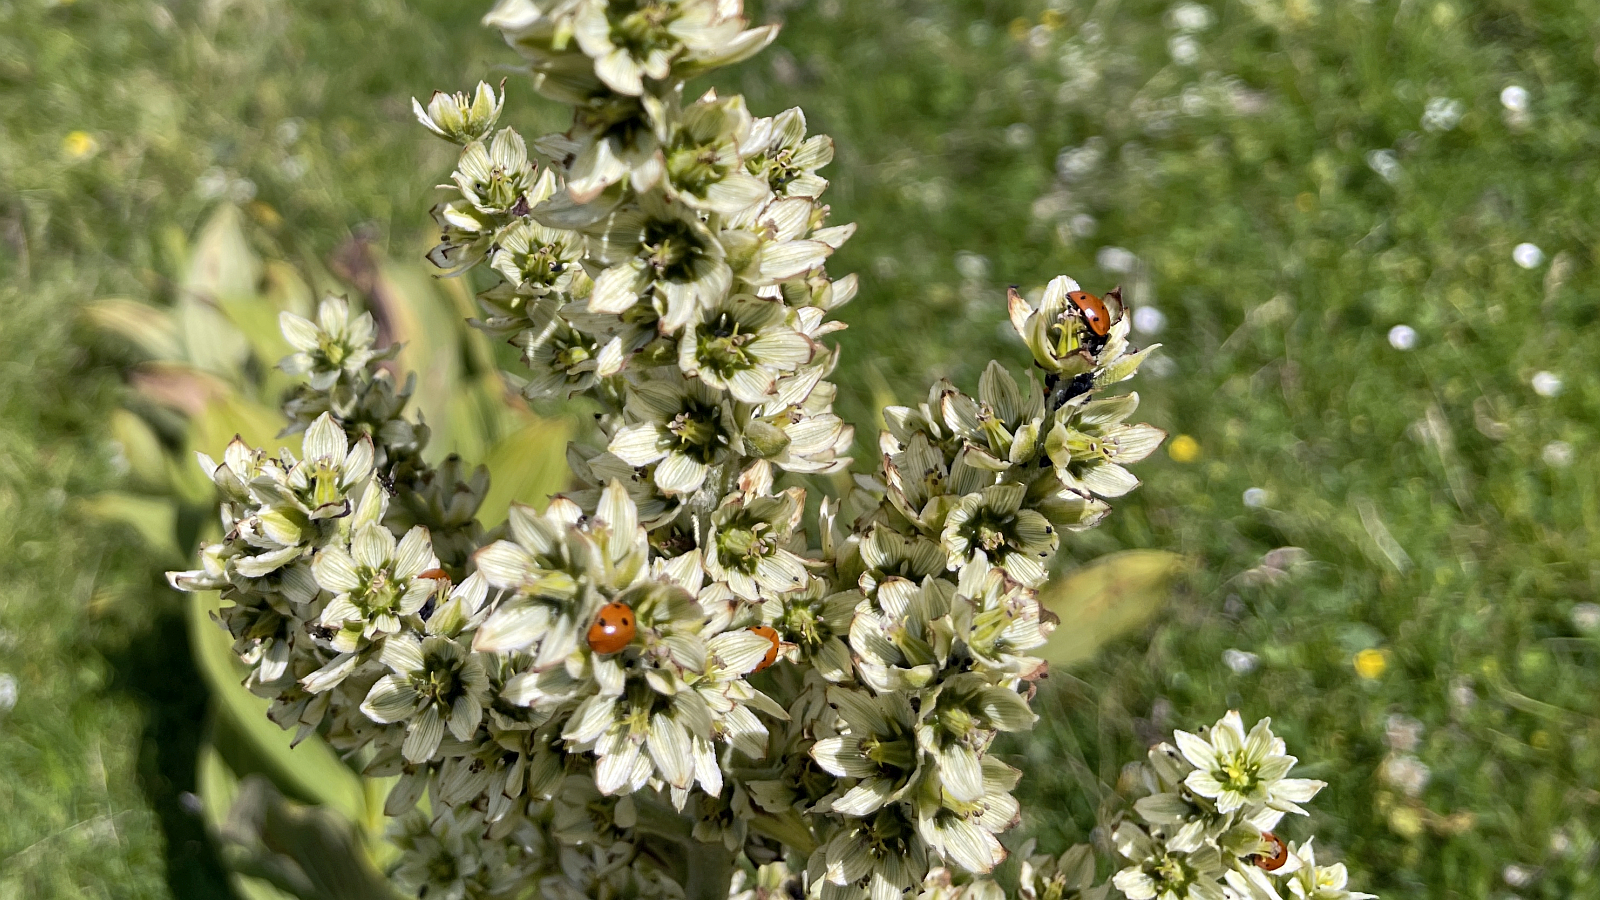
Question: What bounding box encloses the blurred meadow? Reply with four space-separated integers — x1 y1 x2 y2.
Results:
4 0 1600 897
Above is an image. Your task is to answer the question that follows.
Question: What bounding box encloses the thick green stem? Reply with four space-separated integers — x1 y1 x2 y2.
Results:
684 842 735 900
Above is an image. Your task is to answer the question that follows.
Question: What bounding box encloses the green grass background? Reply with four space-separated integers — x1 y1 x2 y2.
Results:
4 0 1600 897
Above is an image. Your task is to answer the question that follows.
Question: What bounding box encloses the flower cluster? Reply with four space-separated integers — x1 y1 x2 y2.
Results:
163 3 1277 899
1111 713 1372 900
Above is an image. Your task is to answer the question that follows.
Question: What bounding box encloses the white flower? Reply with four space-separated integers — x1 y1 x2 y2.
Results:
1174 712 1325 816
1282 839 1376 900
278 297 378 391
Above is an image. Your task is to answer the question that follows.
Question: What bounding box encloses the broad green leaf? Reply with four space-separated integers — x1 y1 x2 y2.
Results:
177 205 257 374
188 591 368 826
217 292 292 373
222 776 404 900
185 204 262 301
477 417 574 527
262 260 316 318
190 393 299 460
110 408 171 490
81 297 181 359
1038 550 1187 668
74 491 181 560
198 744 301 900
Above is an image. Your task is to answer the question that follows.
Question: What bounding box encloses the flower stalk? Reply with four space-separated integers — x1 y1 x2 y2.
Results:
168 3 1368 899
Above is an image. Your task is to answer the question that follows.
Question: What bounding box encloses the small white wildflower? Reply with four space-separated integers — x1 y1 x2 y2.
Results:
1243 487 1269 508
1513 242 1544 268
1174 711 1325 815
1500 85 1529 112
1449 676 1477 710
1530 370 1563 397
1096 245 1138 273
196 167 229 199
1169 3 1215 33
275 118 303 144
1005 123 1035 147
1145 355 1177 378
1056 138 1105 180
1222 649 1259 674
1384 713 1424 752
1281 839 1376 900
1387 324 1417 350
1069 213 1098 236
1366 149 1400 183
1379 754 1430 797
228 178 258 203
1542 441 1573 468
1168 34 1200 66
1551 830 1572 855
955 251 991 281
0 673 16 713
1421 97 1464 132
1132 306 1167 334
1503 864 1534 888
1570 602 1600 632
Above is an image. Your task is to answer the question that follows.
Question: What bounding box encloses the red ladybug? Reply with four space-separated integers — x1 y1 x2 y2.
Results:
751 625 781 672
587 601 636 654
1251 832 1289 872
1067 289 1113 337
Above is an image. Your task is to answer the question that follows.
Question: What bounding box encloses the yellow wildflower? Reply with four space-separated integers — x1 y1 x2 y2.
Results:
1354 648 1388 680
62 131 99 160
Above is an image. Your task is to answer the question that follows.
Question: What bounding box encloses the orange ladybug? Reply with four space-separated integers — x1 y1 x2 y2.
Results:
1067 289 1113 337
751 625 781 672
587 601 636 654
1251 832 1289 872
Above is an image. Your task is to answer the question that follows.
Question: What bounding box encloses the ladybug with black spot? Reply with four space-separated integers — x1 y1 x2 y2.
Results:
587 601 637 654
1067 285 1119 353
1250 832 1290 871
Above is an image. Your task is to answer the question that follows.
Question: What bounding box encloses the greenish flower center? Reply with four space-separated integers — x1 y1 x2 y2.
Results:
308 459 345 508
748 148 800 193
935 705 974 739
355 566 406 616
862 735 916 773
1153 854 1195 893
695 312 756 376
961 509 1018 556
471 162 524 210
666 400 724 463
1221 756 1258 792
642 217 708 282
612 3 677 59
667 142 730 197
863 808 916 862
413 656 462 705
515 242 571 287
547 327 597 374
715 515 777 573
318 337 349 367
426 851 460 885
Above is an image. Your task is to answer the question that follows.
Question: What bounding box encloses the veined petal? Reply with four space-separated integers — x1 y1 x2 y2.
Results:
654 453 708 495
392 527 435 579
352 523 396 570
361 676 422 723
312 546 361 593
402 706 445 763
